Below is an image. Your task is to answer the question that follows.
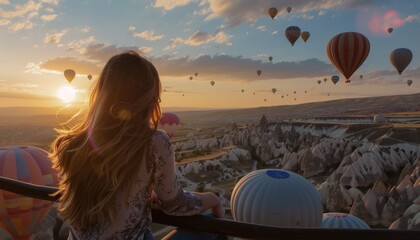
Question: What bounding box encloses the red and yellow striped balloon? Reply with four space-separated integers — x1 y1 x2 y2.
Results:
326 32 370 80
0 146 58 240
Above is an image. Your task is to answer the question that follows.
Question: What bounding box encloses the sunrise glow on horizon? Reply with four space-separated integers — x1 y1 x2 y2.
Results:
0 0 419 109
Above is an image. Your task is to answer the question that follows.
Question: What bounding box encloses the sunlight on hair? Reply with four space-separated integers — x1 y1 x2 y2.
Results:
57 85 76 103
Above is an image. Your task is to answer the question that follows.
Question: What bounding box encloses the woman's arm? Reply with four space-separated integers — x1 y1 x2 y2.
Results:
151 131 224 218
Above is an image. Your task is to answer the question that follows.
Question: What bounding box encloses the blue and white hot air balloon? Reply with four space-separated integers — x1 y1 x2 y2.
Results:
321 213 370 229
230 169 323 228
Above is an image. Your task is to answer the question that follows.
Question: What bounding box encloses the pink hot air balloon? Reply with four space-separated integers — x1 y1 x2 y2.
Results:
159 113 180 138
327 32 370 81
0 146 58 240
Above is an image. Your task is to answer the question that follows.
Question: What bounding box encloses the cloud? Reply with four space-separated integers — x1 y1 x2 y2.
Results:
44 29 68 44
0 19 10 25
80 43 144 62
0 91 55 101
199 0 388 28
256 25 267 32
154 0 192 10
164 30 232 50
40 13 57 21
80 25 90 33
40 57 102 75
139 46 153 54
66 36 96 52
129 26 164 41
404 13 420 23
0 0 59 31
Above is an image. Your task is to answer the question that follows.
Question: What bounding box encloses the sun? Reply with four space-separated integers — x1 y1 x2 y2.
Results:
56 86 76 103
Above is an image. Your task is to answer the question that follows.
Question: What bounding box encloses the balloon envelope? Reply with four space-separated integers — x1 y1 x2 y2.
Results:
189 76 193 80
331 75 340 84
323 78 328 82
390 48 412 75
387 28 393 34
210 81 215 86
257 70 262 76
0 146 58 239
301 31 310 42
285 26 301 46
321 213 370 229
326 32 370 80
64 69 76 83
272 88 276 94
359 75 363 80
268 56 273 62
317 80 321 84
194 72 198 77
287 6 292 13
268 7 278 19
159 113 180 138
407 80 413 86
87 74 92 80
231 169 322 227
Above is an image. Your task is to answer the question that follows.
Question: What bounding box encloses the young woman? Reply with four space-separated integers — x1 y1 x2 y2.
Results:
50 51 223 239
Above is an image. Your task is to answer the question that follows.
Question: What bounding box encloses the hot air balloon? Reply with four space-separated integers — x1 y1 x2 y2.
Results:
387 28 393 34
285 26 301 46
331 75 339 84
294 98 296 101
189 76 193 80
64 69 76 83
287 7 292 13
304 91 307 93
281 95 284 98
326 32 370 81
407 80 413 86
0 146 58 240
231 169 322 227
268 7 278 19
390 48 412 75
241 89 244 93
272 88 276 94
253 92 255 95
359 75 363 80
159 113 180 138
328 93 330 96
210 81 215 86
268 56 273 62
87 74 92 80
373 114 386 123
264 99 267 102
182 94 184 96
257 70 262 76
301 31 310 42
317 80 321 84
345 80 351 83
321 213 370 229
294 91 296 94
323 78 328 82
194 72 198 77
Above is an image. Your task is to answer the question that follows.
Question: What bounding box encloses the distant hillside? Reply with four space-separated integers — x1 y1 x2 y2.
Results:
1 93 419 126
176 93 420 125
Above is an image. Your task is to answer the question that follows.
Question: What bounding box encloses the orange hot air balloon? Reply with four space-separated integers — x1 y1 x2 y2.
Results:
64 69 76 83
390 48 412 75
301 31 310 42
268 7 278 19
326 32 370 81
285 26 301 46
331 75 339 84
387 28 393 34
0 146 58 240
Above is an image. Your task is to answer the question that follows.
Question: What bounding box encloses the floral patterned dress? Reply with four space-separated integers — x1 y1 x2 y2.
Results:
68 130 203 240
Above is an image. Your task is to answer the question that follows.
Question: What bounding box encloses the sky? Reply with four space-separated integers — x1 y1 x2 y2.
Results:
0 0 419 109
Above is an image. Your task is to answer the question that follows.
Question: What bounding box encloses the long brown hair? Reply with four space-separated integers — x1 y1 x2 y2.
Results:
50 51 162 227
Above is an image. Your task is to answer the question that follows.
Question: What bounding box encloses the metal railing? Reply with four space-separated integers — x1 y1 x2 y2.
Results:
0 176 417 240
